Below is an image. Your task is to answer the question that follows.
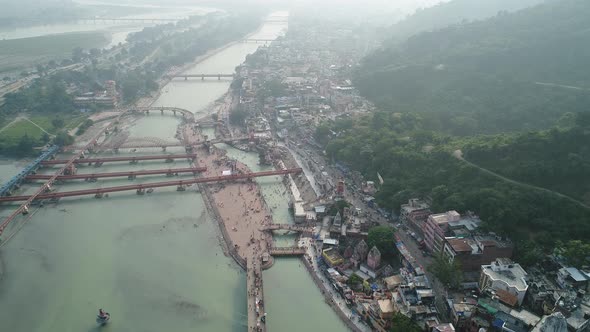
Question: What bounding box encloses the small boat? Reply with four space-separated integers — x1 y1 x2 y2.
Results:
96 313 110 326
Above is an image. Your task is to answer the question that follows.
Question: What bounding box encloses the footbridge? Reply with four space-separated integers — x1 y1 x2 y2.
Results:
262 223 314 233
41 154 196 166
269 246 307 256
0 110 127 236
96 137 186 151
241 39 278 44
170 74 235 80
0 168 302 203
26 167 206 181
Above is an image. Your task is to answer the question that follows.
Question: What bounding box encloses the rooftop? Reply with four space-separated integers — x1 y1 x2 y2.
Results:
429 211 460 225
482 259 528 291
377 299 395 314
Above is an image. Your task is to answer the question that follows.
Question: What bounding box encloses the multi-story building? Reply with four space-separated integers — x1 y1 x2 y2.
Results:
399 198 431 233
479 258 529 307
443 235 513 272
422 211 481 253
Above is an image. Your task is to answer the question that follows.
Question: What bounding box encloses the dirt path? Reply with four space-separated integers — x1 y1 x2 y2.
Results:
453 149 590 210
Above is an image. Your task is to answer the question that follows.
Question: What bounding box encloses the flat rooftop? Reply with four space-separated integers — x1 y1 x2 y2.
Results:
482 260 528 291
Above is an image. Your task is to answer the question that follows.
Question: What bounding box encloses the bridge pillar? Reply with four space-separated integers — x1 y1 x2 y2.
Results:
185 76 188 81
218 75 221 80
173 110 176 116
201 75 205 81
161 110 164 115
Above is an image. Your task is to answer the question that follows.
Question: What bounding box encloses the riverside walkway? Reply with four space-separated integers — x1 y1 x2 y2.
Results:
247 252 266 332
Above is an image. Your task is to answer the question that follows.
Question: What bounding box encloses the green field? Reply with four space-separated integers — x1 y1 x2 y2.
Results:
0 114 86 144
0 32 109 74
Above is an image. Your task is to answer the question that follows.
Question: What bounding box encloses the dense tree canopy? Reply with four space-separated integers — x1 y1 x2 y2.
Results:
367 225 396 257
355 0 590 136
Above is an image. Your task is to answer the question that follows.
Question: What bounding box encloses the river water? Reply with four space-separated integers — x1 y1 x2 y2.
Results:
0 6 215 48
0 13 346 332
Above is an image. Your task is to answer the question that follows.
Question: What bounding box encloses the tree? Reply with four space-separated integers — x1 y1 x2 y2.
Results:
560 240 590 268
367 225 396 257
347 273 363 286
390 313 421 332
52 117 65 129
16 135 35 156
315 124 331 144
36 64 46 76
229 108 247 126
53 132 74 146
41 133 51 144
72 47 84 62
429 252 463 289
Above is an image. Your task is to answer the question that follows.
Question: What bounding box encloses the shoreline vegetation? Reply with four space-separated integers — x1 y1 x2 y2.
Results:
0 31 110 74
0 11 265 158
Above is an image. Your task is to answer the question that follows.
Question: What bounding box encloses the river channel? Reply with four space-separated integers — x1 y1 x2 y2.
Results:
0 14 346 332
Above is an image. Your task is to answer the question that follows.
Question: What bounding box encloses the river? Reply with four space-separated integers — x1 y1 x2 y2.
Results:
0 5 215 48
0 13 346 332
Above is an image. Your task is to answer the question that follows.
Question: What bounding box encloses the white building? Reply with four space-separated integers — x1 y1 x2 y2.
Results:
479 258 529 307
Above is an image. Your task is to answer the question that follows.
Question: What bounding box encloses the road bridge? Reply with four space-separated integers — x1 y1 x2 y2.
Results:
0 168 302 203
170 74 234 81
269 247 306 256
41 153 196 166
25 167 206 181
0 145 60 196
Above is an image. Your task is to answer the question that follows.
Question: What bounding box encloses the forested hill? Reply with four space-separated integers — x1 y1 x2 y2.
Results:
463 112 590 204
355 0 590 136
385 0 547 44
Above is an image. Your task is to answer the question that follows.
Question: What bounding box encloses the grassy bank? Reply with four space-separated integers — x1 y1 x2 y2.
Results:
0 114 86 144
0 32 109 74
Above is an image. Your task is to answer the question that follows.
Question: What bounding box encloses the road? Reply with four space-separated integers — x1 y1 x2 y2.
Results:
289 137 455 322
453 149 590 210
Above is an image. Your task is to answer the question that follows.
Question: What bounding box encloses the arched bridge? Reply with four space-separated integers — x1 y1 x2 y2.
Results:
131 106 195 122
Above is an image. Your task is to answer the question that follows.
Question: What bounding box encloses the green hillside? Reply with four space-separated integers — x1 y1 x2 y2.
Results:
356 0 590 136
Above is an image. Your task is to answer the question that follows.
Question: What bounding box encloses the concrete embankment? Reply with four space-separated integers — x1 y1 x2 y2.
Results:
301 258 363 332
200 184 247 270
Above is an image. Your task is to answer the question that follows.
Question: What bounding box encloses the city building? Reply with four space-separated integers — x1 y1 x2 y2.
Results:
400 198 431 233
322 247 344 267
479 258 529 307
422 210 481 253
367 246 381 270
443 235 513 272
556 267 589 290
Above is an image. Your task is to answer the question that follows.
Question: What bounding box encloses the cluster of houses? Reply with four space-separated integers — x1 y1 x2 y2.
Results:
312 197 590 332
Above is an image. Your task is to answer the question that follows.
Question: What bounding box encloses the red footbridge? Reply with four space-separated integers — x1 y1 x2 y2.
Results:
0 168 302 203
25 167 207 181
41 154 196 166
